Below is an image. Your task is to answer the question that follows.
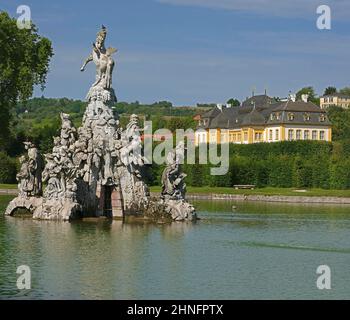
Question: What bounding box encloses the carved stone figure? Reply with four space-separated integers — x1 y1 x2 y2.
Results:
161 163 186 200
42 153 63 199
60 112 76 146
32 114 81 220
120 114 145 175
5 142 44 216
22 142 44 197
159 143 196 221
116 114 150 211
81 25 117 91
16 155 30 197
161 141 186 200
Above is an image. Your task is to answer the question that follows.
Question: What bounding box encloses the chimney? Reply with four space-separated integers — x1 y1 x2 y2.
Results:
217 103 223 111
301 94 309 103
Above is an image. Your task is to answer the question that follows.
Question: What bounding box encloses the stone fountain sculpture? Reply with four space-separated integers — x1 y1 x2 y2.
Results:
5 25 196 222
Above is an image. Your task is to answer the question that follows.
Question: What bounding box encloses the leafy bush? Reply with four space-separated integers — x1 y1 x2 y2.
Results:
0 152 17 183
329 158 350 189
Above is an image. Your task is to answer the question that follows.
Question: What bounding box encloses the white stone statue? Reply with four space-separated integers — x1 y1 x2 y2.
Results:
81 25 117 90
120 114 145 174
159 142 196 221
16 155 30 197
5 142 44 217
161 142 187 200
22 142 44 197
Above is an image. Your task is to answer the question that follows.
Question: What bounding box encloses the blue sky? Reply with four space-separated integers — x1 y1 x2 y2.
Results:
2 0 350 105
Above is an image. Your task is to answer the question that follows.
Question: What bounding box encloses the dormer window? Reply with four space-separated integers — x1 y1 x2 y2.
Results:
276 112 281 121
288 113 295 121
320 114 326 122
304 113 311 121
270 113 276 121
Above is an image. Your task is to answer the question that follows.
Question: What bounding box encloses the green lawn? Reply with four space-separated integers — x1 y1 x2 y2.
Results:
149 186 350 198
0 184 17 189
2 183 350 198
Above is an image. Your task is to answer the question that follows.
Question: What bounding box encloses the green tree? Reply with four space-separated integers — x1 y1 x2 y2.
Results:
327 106 350 141
323 87 337 96
151 115 167 132
167 116 196 132
296 86 318 104
339 87 350 96
0 12 53 150
0 152 17 183
226 98 240 107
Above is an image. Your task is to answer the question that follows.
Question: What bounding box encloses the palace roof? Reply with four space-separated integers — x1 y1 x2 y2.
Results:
198 95 331 129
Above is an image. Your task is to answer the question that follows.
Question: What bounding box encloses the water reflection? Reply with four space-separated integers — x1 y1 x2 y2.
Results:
1 197 350 299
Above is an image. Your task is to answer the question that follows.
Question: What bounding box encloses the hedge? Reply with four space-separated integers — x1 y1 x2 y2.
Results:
149 140 350 190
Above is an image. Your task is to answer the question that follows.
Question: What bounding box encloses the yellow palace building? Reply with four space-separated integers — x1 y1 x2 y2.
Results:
195 94 332 145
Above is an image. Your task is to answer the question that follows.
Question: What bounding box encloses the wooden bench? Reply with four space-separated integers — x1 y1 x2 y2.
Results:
234 185 256 190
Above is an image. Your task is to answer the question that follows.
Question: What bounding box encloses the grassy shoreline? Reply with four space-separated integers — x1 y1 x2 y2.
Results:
0 184 17 190
2 184 350 198
149 186 350 198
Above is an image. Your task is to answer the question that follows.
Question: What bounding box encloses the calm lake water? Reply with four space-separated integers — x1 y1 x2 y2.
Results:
1 195 350 300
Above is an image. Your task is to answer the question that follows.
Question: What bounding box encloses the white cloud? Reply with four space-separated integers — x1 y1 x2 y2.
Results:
157 0 349 19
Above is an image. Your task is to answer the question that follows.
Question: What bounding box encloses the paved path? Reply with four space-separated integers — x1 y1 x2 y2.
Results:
150 192 350 205
2 189 350 205
0 189 18 195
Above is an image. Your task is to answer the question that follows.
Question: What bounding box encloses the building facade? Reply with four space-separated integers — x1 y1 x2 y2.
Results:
320 93 350 109
196 94 332 145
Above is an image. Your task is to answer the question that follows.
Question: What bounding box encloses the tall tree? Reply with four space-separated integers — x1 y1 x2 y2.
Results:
323 86 337 96
296 86 319 105
327 106 350 141
0 12 53 149
226 98 240 107
339 87 350 96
